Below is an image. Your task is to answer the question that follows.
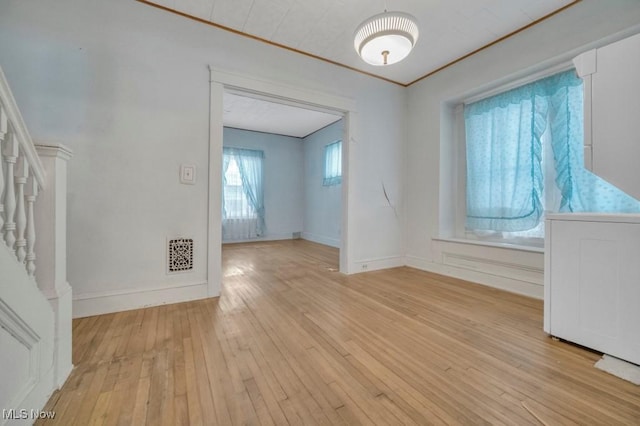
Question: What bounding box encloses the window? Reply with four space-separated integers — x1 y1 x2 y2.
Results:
222 148 265 240
323 140 342 186
223 156 256 219
463 69 640 245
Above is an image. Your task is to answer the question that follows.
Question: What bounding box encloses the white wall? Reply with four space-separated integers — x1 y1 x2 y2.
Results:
223 127 303 241
405 0 640 298
302 120 343 247
0 0 406 316
0 247 55 419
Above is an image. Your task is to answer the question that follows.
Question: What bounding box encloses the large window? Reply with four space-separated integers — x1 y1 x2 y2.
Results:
222 148 264 240
323 140 342 186
463 69 640 244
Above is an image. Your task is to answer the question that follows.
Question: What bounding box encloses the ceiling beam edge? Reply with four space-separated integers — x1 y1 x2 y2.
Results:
406 0 583 86
136 0 582 88
135 0 406 87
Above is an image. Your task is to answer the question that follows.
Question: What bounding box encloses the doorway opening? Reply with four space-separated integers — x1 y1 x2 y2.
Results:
207 69 356 297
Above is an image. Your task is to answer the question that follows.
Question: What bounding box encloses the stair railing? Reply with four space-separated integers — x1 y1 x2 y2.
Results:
0 66 45 278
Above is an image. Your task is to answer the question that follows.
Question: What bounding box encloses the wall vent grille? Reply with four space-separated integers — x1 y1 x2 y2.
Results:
167 238 193 273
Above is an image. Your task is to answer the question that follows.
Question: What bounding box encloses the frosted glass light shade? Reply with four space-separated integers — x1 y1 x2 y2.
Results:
354 11 419 66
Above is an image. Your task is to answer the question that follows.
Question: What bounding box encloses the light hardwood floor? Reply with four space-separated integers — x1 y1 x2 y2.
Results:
39 240 640 425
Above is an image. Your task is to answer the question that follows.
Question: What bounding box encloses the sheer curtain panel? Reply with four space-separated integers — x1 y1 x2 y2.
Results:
465 69 640 235
222 148 265 241
323 141 342 186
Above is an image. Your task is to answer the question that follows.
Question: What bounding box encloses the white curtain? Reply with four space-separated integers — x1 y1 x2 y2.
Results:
323 140 342 186
222 217 259 241
222 147 265 241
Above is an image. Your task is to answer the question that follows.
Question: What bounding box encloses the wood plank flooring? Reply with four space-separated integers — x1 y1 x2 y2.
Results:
38 240 640 425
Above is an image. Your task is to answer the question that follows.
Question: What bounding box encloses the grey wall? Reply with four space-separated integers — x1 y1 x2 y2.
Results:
224 120 344 248
223 127 304 241
0 0 406 314
302 120 343 247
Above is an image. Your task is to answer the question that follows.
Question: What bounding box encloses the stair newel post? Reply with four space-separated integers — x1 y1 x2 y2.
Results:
3 130 18 252
0 106 6 241
35 143 73 388
25 174 38 276
15 154 29 263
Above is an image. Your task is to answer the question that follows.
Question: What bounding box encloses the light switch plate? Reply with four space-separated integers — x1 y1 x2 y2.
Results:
180 164 196 185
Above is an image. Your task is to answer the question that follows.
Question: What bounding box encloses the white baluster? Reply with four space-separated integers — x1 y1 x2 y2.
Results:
15 155 28 263
0 105 6 243
25 175 38 276
3 130 17 252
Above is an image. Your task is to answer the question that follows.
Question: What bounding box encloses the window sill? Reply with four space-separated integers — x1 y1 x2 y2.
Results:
433 237 544 254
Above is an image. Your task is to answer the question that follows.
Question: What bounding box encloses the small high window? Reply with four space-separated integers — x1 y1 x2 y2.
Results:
323 140 342 186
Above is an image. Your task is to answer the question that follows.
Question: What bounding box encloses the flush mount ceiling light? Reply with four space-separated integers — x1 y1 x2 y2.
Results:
354 9 419 66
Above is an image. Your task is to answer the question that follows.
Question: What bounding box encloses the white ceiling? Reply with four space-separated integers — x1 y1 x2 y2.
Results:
144 0 576 85
223 92 342 138
146 0 576 135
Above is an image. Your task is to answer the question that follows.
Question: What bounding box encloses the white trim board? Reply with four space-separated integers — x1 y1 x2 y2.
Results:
405 255 544 299
72 281 208 318
222 233 304 245
353 256 405 273
210 68 357 113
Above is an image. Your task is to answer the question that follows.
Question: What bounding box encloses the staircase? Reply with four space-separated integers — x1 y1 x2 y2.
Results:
0 66 72 424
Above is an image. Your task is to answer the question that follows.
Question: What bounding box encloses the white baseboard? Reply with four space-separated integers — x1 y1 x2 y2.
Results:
72 281 209 318
301 232 340 248
221 232 341 248
405 255 544 299
352 256 404 274
222 232 300 244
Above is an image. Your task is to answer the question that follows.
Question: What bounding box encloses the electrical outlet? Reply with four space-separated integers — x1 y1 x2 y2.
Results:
361 263 368 270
